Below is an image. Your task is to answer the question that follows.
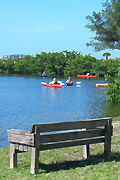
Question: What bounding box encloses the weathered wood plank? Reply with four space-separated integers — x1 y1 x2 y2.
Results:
39 137 105 151
15 144 19 150
83 145 90 159
39 129 105 144
34 134 40 149
19 145 24 151
31 147 39 174
104 120 113 160
14 144 31 152
31 117 111 133
8 131 34 146
10 143 17 168
7 129 30 135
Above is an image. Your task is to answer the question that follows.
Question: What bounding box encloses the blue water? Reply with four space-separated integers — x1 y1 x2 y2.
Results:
0 75 120 148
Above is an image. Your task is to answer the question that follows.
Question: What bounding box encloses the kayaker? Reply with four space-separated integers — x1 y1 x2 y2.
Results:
42 71 46 75
50 78 58 84
86 73 90 76
66 77 73 83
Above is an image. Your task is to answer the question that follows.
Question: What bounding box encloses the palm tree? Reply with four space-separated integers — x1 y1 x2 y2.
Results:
103 52 111 60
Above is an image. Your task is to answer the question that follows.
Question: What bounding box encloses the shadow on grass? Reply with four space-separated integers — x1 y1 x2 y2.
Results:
39 152 120 173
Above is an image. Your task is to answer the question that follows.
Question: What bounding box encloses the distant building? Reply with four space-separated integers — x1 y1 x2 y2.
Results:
2 54 26 60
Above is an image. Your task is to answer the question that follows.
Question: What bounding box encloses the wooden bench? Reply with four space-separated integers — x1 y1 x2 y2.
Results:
7 117 113 174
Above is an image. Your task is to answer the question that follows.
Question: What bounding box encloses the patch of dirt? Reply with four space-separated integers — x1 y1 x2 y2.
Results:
111 145 120 151
112 121 120 136
112 120 120 151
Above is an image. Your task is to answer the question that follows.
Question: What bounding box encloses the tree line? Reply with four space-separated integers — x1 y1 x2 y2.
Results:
0 51 119 78
0 51 120 102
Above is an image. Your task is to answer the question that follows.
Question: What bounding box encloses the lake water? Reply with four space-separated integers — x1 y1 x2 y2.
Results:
0 75 120 148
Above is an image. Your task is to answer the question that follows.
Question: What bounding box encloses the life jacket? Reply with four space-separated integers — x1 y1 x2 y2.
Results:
68 79 72 83
42 72 45 75
54 80 58 84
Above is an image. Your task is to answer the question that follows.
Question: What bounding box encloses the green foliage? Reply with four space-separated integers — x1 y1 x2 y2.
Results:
85 0 120 102
0 51 119 78
0 60 6 73
105 66 120 102
4 59 15 74
64 54 97 76
86 0 120 51
103 52 111 60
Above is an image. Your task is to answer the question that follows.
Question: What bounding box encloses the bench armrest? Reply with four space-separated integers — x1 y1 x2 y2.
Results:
7 129 35 146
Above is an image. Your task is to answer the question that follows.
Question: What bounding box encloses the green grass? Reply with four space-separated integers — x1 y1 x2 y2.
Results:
0 117 120 180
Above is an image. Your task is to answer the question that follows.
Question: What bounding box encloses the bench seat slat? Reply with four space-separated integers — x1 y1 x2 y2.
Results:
31 118 111 133
39 137 105 151
14 144 31 152
39 129 105 144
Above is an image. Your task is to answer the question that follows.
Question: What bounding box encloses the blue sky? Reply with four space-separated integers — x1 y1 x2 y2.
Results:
0 0 120 59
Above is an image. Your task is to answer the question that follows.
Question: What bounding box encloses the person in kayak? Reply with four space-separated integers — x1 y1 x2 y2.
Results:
42 71 46 75
50 78 58 84
66 77 73 83
86 73 90 76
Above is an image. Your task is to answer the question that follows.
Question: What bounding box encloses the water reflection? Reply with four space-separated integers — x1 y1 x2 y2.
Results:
102 102 120 117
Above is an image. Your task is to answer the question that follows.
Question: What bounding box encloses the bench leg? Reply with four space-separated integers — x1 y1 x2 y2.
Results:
83 145 90 159
82 128 90 159
10 143 17 168
31 147 39 174
104 121 112 161
104 136 111 161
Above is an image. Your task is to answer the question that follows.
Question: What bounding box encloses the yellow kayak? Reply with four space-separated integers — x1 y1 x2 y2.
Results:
96 83 108 87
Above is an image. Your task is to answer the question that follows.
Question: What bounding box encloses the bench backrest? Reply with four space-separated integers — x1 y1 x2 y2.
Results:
30 117 112 151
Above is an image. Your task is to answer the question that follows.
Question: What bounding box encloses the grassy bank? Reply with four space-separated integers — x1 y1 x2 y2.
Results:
0 117 120 180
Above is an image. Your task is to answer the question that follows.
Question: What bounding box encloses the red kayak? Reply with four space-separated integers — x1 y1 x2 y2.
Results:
77 75 97 78
42 83 63 88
